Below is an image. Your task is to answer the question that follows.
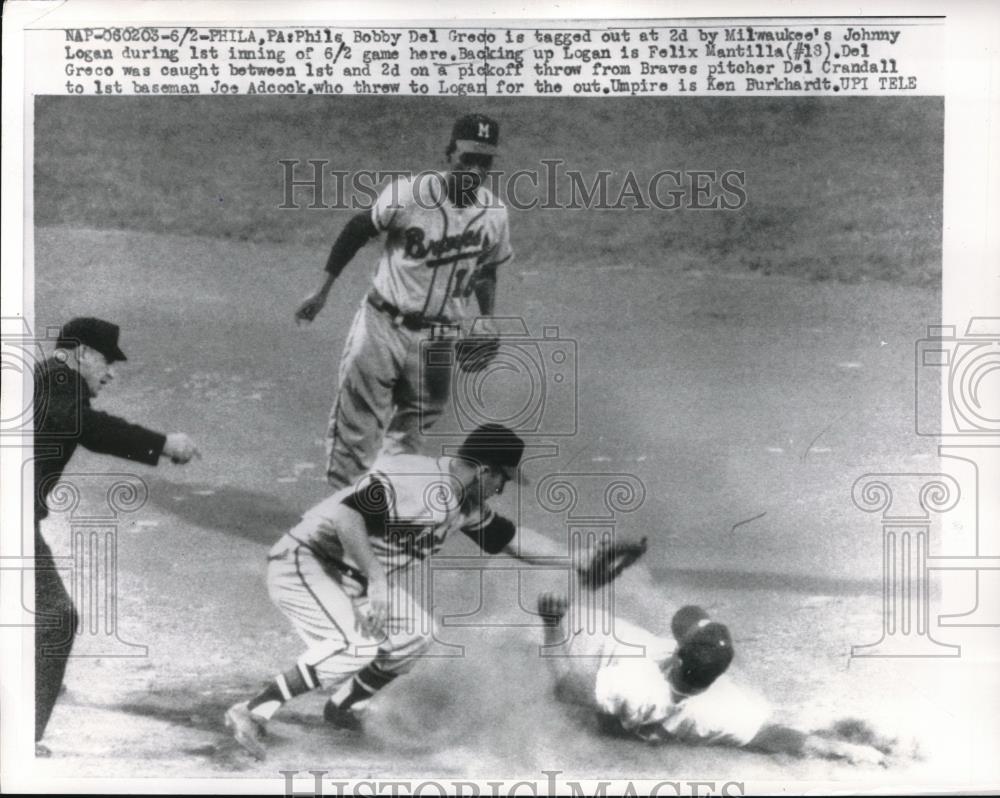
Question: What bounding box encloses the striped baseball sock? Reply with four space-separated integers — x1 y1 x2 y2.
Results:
247 661 319 721
329 662 398 711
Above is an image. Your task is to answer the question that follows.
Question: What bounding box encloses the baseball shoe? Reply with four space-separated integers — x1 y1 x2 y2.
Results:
225 701 267 760
323 699 364 732
537 592 568 626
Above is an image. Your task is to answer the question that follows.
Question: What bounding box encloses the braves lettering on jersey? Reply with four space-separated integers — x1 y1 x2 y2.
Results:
370 174 513 321
288 454 514 578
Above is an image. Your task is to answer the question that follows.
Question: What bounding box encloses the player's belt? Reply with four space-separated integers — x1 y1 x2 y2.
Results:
367 289 455 331
277 534 371 589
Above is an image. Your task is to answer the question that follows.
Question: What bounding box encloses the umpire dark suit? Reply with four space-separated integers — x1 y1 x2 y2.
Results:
33 317 198 749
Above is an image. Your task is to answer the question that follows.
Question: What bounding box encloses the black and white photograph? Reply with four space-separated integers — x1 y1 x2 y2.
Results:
2 2 998 794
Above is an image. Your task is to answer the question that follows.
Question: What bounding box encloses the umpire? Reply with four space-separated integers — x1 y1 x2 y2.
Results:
32 317 199 754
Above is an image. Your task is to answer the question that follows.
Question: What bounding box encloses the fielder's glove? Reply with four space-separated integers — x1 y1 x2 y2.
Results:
576 536 648 591
455 335 501 373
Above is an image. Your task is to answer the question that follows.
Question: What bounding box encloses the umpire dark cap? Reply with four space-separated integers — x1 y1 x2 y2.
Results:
56 317 128 362
451 113 500 156
672 605 734 690
457 422 526 483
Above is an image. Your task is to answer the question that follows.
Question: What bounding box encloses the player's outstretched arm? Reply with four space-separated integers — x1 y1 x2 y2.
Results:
500 525 564 565
295 212 379 324
747 722 887 766
500 528 650 581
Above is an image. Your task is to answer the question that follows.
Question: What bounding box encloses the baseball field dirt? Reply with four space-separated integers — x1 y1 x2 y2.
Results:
24 97 997 790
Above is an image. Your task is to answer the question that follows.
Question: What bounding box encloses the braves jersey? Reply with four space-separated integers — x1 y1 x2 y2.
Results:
560 614 770 746
279 454 515 581
369 174 513 321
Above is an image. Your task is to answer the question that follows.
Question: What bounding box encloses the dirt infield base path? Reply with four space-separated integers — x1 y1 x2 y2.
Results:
24 226 996 789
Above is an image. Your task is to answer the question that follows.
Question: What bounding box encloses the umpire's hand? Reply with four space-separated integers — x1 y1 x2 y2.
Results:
163 433 201 464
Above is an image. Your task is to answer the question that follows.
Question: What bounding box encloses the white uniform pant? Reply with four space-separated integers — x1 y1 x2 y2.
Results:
267 541 432 690
543 604 669 707
325 299 454 488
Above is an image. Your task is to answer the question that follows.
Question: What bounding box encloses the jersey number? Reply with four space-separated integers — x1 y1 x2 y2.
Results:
451 267 478 298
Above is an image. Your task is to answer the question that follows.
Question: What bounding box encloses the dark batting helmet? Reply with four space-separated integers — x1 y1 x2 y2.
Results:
670 605 734 690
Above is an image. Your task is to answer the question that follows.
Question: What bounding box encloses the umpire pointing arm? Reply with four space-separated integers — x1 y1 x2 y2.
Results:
32 317 199 755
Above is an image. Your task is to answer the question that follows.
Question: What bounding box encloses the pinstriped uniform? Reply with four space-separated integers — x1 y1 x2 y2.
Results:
325 174 513 488
267 454 504 689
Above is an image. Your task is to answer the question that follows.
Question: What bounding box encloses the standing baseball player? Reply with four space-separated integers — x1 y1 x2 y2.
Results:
295 113 512 488
224 423 561 760
537 588 895 765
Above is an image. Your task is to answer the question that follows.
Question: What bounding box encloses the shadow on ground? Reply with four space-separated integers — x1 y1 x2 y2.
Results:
143 477 301 544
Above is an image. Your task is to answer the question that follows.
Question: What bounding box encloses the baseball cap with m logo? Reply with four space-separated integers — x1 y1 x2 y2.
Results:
451 113 500 156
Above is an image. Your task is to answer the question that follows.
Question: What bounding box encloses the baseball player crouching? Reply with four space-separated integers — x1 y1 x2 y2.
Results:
225 423 561 760
537 591 896 766
295 113 512 489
